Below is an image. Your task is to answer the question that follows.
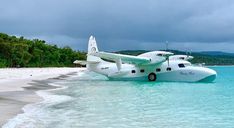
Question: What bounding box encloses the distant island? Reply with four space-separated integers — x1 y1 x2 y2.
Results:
1 33 234 67
116 50 234 66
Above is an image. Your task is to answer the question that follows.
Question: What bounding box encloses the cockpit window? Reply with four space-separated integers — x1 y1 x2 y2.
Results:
179 57 185 60
157 54 163 56
178 63 185 68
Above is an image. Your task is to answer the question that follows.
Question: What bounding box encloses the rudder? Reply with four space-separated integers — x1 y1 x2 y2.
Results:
87 36 103 62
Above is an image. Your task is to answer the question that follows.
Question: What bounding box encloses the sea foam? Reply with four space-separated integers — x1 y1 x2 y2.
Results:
2 82 74 128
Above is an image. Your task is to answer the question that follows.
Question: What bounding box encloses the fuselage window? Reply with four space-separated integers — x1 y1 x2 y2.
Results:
156 68 161 72
131 70 136 73
166 67 171 71
178 64 185 68
140 69 145 73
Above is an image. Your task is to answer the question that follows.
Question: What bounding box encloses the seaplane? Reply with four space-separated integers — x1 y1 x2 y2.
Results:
74 36 217 82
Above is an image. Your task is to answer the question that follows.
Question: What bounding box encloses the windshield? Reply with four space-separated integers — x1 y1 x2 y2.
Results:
178 63 191 68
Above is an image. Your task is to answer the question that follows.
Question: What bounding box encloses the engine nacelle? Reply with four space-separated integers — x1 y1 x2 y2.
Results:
138 51 173 65
169 55 194 61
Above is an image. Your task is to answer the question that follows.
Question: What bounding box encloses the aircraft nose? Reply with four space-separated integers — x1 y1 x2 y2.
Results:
207 68 217 76
199 68 217 82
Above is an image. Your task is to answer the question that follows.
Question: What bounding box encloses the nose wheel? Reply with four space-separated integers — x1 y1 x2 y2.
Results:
148 73 156 81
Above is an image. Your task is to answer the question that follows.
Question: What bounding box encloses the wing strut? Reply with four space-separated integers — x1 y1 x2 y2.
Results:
116 58 122 71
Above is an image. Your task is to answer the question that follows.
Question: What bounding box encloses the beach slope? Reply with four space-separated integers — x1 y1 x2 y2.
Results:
0 68 84 126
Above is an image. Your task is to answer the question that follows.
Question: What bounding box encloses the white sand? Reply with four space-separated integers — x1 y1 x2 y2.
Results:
0 67 86 126
0 68 85 92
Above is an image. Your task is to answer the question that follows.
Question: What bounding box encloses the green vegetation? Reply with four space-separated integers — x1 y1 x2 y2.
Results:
117 50 234 65
1 32 234 68
0 33 86 67
190 54 234 65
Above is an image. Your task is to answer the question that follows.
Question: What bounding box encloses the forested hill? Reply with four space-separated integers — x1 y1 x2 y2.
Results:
1 33 234 67
116 50 234 65
0 33 86 67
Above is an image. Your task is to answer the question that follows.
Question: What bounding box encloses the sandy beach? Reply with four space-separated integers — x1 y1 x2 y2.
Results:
0 68 85 126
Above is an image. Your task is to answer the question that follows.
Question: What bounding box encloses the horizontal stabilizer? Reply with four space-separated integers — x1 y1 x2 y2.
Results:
73 60 87 65
73 60 100 65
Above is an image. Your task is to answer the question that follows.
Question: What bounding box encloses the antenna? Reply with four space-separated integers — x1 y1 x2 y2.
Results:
186 49 192 56
166 41 169 51
186 50 188 57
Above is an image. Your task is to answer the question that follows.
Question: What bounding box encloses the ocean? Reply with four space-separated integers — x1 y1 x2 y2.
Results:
3 66 234 128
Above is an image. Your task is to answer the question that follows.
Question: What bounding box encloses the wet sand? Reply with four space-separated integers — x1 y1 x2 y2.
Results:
0 90 40 126
0 68 85 126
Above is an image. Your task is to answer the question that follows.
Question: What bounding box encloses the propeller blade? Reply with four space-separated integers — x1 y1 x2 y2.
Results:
167 56 169 67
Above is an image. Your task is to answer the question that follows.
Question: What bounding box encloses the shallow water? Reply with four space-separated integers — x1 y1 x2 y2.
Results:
3 66 234 128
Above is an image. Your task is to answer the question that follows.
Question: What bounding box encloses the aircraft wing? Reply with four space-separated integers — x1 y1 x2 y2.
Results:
90 52 151 65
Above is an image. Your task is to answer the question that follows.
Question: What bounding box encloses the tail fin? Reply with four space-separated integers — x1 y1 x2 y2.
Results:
87 36 103 62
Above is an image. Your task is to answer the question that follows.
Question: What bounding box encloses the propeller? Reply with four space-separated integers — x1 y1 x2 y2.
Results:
167 57 169 66
166 55 170 67
165 41 170 67
116 58 122 72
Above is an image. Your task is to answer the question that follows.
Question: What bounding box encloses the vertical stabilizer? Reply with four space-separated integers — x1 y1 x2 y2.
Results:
87 36 103 62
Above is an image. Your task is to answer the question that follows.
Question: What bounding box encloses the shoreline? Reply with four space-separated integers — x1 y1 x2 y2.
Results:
207 65 234 67
0 68 85 126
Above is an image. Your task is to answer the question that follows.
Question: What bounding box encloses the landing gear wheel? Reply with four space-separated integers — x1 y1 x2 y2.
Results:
148 73 156 81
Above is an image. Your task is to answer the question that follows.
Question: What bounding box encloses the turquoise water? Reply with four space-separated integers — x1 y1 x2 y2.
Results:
3 66 234 128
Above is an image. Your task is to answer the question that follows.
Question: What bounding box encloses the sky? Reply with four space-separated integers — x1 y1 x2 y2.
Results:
1 0 234 52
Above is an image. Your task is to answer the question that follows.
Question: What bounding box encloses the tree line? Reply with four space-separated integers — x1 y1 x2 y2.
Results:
0 33 86 67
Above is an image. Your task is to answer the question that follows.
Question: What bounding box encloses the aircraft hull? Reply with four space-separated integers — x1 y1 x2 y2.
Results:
106 64 217 82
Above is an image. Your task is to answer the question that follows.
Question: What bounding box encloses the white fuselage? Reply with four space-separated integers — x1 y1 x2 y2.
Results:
87 57 217 82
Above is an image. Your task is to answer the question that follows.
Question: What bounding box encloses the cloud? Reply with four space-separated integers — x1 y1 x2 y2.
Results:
0 0 234 52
